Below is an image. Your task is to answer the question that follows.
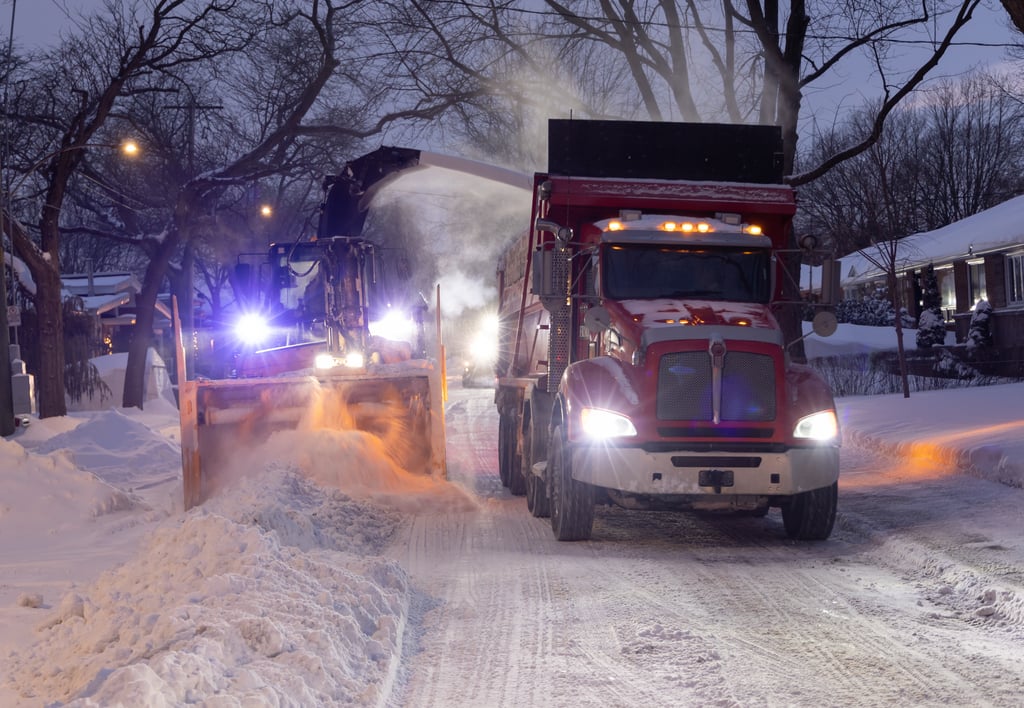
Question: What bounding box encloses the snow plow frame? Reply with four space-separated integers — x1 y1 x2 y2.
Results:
179 366 446 510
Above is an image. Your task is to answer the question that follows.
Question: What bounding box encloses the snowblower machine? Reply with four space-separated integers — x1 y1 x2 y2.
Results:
178 147 450 509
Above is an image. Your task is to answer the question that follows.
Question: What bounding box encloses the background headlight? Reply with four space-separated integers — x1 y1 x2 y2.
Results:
580 408 637 439
793 410 839 441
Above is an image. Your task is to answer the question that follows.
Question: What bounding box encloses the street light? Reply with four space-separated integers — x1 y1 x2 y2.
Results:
0 139 141 435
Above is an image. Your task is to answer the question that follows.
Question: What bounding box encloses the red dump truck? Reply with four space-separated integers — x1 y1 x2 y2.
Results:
495 119 840 541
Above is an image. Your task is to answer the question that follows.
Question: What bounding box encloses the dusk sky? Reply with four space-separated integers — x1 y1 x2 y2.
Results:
1 0 1020 124
3 0 1020 58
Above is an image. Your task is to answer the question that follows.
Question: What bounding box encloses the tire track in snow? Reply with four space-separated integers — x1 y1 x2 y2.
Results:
390 387 1024 707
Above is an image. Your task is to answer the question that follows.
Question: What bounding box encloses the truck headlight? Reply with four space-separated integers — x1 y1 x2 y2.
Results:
793 410 839 441
580 407 637 439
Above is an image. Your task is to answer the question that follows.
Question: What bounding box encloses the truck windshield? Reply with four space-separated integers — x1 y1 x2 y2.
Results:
603 243 772 303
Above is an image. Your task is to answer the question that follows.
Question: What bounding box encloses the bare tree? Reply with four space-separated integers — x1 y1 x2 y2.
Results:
917 73 1024 225
797 72 1024 256
1000 0 1024 34
1 0 255 418
2 0 479 414
797 105 930 255
857 238 922 398
388 0 985 356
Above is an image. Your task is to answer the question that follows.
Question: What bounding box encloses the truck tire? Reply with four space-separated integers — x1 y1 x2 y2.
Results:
524 419 550 518
508 453 527 496
498 413 514 488
526 470 550 518
499 412 526 495
781 481 837 540
549 425 594 541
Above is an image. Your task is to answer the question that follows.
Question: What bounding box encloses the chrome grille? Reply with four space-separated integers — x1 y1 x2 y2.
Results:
657 350 776 422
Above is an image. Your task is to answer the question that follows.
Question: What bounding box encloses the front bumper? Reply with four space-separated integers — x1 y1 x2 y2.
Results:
571 443 839 496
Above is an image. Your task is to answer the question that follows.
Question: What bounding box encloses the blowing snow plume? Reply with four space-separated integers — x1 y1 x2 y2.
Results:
366 162 531 318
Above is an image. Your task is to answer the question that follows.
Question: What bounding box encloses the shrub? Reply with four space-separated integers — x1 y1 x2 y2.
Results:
916 264 946 349
966 299 993 353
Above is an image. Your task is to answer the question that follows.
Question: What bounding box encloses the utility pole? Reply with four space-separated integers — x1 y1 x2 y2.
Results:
0 2 17 436
170 96 221 381
0 197 14 437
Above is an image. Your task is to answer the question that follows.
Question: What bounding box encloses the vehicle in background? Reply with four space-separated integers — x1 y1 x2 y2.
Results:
461 312 499 388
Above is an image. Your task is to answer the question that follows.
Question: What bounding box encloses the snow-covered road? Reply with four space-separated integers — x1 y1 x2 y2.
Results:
3 380 1023 706
389 384 1024 706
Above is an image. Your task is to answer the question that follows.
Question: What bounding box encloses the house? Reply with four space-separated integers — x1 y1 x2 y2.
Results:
836 193 1024 350
61 271 173 354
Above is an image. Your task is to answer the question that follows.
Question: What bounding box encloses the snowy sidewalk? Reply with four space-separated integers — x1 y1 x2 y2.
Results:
837 381 1024 488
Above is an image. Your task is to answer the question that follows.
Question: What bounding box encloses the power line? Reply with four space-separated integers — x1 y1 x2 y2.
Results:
428 0 1023 50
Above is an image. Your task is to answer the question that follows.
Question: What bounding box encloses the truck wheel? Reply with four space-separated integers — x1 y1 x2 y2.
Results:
508 451 527 496
524 420 550 518
549 425 594 541
527 470 550 518
781 482 837 540
499 413 526 495
498 413 513 488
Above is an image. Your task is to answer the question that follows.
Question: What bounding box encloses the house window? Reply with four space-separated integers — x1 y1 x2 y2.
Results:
935 266 956 314
967 259 987 309
1008 252 1024 306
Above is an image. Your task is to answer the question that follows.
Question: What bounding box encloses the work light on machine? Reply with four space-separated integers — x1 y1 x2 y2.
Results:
234 313 271 346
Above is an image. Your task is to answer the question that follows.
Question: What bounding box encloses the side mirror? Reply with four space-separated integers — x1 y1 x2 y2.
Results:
811 310 838 338
583 305 611 335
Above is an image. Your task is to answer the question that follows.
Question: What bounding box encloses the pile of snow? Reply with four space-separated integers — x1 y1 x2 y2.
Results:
67 348 176 412
7 495 411 705
1 399 474 706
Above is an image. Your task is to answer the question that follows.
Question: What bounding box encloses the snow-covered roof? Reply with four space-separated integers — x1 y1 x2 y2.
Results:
839 193 1024 286
62 272 141 296
80 292 131 315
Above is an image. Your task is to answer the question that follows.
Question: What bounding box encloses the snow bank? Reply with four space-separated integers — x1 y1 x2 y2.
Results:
2 401 475 706
839 382 1024 488
68 349 176 412
6 501 411 706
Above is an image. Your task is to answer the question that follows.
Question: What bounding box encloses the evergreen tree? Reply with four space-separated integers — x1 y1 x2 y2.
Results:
916 264 947 348
966 299 994 353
